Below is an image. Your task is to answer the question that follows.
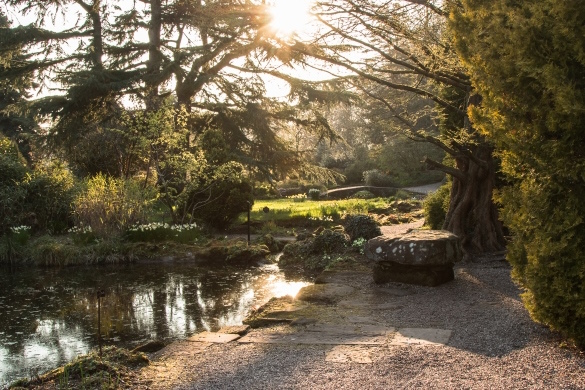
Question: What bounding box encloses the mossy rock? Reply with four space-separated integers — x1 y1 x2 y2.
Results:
280 230 352 276
312 229 349 254
342 214 381 242
255 234 286 253
132 340 166 353
195 241 270 263
11 346 149 389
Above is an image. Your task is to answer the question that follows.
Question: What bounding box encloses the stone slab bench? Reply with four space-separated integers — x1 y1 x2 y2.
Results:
365 230 462 286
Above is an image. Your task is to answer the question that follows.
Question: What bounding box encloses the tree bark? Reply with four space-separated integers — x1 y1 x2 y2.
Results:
146 0 163 109
441 143 506 254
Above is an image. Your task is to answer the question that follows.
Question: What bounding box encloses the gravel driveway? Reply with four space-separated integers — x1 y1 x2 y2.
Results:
132 242 585 390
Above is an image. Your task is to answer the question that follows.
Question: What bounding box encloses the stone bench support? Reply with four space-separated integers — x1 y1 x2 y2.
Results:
365 230 462 287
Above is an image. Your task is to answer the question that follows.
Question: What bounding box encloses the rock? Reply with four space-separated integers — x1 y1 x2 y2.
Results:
290 317 319 326
295 283 355 304
373 261 455 286
256 234 283 253
330 225 346 233
394 201 413 213
188 332 241 343
313 226 325 235
243 296 308 328
217 325 251 336
196 242 270 263
365 230 462 286
295 230 314 241
132 340 166 353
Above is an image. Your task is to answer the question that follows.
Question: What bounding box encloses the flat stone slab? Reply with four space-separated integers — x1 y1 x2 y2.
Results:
296 283 355 304
390 328 452 346
239 324 395 345
243 296 308 327
366 230 462 266
187 331 241 343
337 298 404 312
325 345 373 364
217 325 250 335
304 324 392 334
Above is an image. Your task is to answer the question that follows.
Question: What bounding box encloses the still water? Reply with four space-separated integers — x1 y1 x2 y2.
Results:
0 260 310 386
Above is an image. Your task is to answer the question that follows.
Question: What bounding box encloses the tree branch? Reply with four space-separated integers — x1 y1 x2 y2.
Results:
289 42 464 114
424 157 466 181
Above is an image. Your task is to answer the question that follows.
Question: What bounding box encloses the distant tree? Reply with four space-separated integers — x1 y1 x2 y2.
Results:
0 11 36 162
452 0 585 346
0 0 342 184
275 0 506 253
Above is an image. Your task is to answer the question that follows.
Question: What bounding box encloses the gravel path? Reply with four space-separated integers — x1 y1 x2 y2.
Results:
323 181 443 198
132 243 585 389
380 219 425 235
402 182 443 194
127 187 585 389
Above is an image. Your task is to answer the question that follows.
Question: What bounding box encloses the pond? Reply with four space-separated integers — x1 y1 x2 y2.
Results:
0 260 310 386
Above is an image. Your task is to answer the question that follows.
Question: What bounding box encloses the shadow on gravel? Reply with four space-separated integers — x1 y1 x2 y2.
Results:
373 259 547 358
187 344 321 389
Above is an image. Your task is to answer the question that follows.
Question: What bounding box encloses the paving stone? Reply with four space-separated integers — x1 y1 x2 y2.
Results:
243 296 308 328
346 316 379 324
390 328 452 346
325 345 373 364
290 317 318 326
187 331 241 343
296 283 355 303
239 332 387 345
337 299 403 312
239 324 395 345
303 323 392 334
217 325 251 335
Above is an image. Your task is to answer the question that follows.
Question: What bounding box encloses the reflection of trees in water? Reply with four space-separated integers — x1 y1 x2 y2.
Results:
2 263 301 385
0 264 271 356
190 268 257 331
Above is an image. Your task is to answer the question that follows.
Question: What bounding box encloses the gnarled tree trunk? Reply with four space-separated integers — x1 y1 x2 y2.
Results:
442 144 506 254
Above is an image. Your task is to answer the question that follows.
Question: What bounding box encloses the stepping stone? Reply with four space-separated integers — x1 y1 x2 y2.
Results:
217 325 250 335
296 283 355 304
243 296 308 328
290 317 318 326
390 328 452 346
346 316 378 324
188 331 241 343
325 345 373 364
239 324 395 345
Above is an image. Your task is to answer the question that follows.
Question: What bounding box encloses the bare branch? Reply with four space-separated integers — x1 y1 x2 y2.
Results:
424 157 466 180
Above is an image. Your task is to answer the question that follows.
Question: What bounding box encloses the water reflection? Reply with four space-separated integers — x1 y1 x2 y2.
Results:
0 262 309 386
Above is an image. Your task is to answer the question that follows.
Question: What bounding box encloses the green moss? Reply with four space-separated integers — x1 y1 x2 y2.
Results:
342 214 381 241
10 346 149 389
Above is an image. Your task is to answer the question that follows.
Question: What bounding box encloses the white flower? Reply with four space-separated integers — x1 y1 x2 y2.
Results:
10 225 31 234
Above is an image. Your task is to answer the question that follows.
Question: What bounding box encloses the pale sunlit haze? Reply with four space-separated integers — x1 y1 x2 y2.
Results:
268 0 313 37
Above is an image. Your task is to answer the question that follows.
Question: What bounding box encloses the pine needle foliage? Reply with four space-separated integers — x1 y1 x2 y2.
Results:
452 0 585 347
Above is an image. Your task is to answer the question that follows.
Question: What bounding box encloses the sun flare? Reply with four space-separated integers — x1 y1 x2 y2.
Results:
268 0 313 37
271 280 311 298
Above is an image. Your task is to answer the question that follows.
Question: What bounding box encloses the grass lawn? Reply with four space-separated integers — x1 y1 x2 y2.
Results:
239 198 392 224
